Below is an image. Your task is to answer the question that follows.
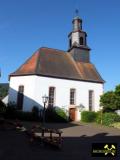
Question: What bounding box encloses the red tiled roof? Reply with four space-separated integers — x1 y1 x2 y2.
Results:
10 47 104 83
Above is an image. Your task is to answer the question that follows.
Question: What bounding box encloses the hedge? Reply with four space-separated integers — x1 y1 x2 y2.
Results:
81 111 98 122
96 112 120 126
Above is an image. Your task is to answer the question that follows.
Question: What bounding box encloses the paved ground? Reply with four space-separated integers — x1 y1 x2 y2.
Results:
0 122 120 160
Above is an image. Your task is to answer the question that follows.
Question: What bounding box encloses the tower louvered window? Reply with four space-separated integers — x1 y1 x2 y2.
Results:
80 37 84 45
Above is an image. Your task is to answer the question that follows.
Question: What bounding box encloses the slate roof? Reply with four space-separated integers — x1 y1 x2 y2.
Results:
10 47 104 83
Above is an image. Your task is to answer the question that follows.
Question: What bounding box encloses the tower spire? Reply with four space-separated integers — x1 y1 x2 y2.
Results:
68 12 90 53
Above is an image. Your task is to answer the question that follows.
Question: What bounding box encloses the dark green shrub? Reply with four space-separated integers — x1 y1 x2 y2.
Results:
32 106 39 120
96 112 120 126
0 100 6 116
7 101 17 108
4 105 17 119
81 111 98 122
45 107 68 122
16 111 34 121
54 107 68 122
4 102 41 121
0 100 6 108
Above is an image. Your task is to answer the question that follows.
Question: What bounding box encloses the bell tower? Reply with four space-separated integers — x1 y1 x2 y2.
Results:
68 10 91 63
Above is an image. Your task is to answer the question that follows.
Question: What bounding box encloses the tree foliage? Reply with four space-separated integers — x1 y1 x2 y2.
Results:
0 83 9 99
114 84 120 109
100 84 120 111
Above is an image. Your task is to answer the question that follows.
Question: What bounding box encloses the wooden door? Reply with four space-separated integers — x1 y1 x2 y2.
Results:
69 108 76 121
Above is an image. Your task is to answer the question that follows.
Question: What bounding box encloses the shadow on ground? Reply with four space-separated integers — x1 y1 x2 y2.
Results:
23 121 80 130
0 123 120 160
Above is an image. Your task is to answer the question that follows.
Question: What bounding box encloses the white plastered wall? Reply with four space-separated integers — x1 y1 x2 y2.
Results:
9 75 103 112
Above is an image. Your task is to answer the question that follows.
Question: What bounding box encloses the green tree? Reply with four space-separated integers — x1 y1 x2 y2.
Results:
0 84 8 99
100 91 117 111
115 84 120 109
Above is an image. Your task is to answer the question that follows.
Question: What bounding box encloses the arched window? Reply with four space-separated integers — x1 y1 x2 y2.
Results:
69 38 72 48
80 37 84 45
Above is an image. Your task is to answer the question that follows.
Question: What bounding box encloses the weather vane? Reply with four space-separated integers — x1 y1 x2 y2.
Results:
75 9 79 16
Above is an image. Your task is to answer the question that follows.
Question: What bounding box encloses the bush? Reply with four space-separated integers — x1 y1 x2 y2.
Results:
4 106 17 119
110 122 120 129
96 112 120 126
4 105 41 121
7 101 17 108
81 111 98 122
15 111 35 121
5 108 41 121
0 100 6 116
45 107 68 122
32 106 40 120
54 107 68 122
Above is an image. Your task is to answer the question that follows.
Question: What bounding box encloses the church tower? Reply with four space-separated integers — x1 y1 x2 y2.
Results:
68 11 91 63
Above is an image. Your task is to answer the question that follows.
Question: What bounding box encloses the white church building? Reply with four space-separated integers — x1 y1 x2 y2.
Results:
8 14 104 121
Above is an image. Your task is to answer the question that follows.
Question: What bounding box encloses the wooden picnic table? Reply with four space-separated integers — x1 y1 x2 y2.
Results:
28 125 63 149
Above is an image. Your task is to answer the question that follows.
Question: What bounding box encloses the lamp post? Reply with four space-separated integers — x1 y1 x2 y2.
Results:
42 94 49 126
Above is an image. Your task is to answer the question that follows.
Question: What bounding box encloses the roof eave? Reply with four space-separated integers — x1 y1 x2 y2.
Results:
9 73 105 84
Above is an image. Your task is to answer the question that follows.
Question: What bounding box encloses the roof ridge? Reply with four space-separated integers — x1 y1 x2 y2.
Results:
40 46 67 53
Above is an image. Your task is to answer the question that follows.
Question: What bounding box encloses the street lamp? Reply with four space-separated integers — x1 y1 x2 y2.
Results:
42 94 49 126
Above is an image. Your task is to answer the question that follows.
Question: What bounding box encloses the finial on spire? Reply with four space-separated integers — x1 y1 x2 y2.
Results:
75 9 79 17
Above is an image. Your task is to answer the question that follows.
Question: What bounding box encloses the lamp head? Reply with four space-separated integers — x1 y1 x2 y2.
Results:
42 94 49 104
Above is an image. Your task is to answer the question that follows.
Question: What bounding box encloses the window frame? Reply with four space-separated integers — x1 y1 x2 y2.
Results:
70 88 76 105
79 37 84 45
89 90 94 111
48 87 56 107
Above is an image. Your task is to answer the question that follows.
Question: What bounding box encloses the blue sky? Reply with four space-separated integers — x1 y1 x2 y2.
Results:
0 0 120 91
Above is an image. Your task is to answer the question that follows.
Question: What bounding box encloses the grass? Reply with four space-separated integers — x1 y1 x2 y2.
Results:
110 122 120 129
79 121 116 130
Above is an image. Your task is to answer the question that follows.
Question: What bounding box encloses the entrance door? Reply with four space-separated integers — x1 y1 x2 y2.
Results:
69 108 76 121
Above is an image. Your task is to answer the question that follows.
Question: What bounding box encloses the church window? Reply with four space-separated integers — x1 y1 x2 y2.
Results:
17 85 24 110
80 37 84 45
48 87 55 107
89 90 94 111
70 89 76 105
